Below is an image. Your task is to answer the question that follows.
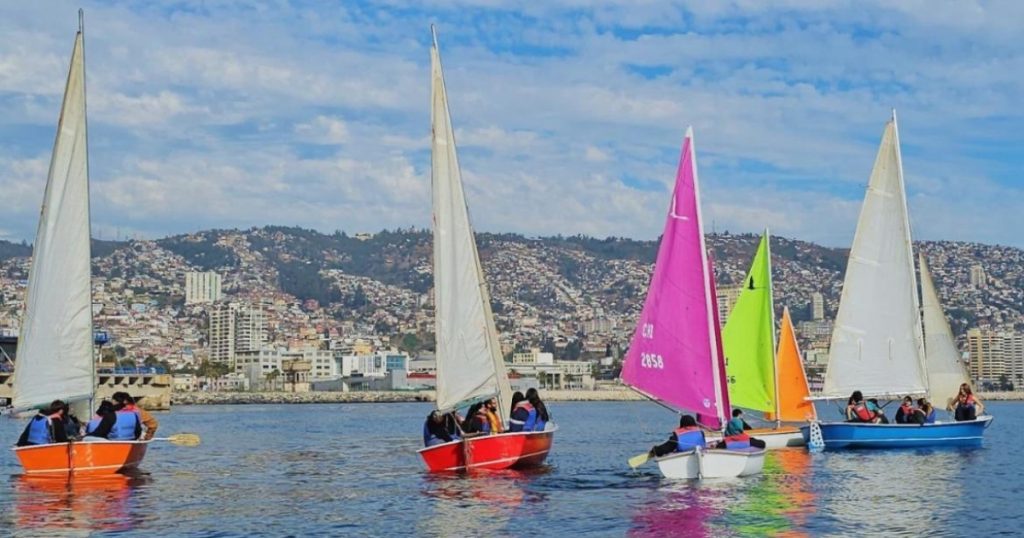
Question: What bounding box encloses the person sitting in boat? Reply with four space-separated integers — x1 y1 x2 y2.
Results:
84 400 117 439
113 392 159 440
952 383 984 421
423 410 461 446
649 415 705 457
16 400 70 446
526 388 550 431
463 403 491 435
508 392 537 432
895 396 915 424
108 398 143 441
846 391 883 423
483 397 504 434
718 409 766 449
866 398 889 424
912 398 937 425
57 401 83 440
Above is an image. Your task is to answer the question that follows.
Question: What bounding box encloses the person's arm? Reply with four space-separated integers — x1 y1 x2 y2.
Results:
651 433 679 457
51 420 69 443
139 409 159 440
742 419 752 431
975 397 985 415
17 422 31 447
91 414 116 438
134 418 142 440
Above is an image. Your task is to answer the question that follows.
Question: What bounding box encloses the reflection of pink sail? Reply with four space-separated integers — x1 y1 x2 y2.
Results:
621 129 726 430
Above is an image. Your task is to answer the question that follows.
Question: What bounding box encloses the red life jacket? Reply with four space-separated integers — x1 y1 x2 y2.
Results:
853 403 875 422
899 403 913 416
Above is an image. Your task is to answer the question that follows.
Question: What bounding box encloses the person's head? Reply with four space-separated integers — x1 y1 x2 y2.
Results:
902 396 913 405
112 392 135 405
525 388 539 401
467 403 482 417
732 408 743 418
679 415 697 428
961 384 973 396
917 398 930 410
485 398 498 411
850 391 864 404
96 400 115 416
511 391 525 408
430 410 444 424
48 400 66 417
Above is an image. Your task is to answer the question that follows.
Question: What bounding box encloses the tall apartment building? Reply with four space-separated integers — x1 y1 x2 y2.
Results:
811 292 825 321
208 302 267 366
969 265 987 289
967 328 1024 384
716 285 744 323
185 271 223 305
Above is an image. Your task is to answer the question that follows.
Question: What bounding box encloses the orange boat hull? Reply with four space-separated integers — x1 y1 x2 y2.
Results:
418 427 556 472
13 441 150 477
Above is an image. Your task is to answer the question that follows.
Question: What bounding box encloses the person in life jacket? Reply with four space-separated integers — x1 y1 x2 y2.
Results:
423 410 461 447
16 400 71 447
483 398 504 434
526 388 550 431
718 409 766 449
108 399 143 441
462 403 491 435
895 396 915 424
508 392 537 432
84 400 117 439
953 383 984 421
113 392 159 440
649 415 706 457
845 391 883 423
912 398 937 425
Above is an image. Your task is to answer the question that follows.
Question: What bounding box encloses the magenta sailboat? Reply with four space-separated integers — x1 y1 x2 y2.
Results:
621 128 765 479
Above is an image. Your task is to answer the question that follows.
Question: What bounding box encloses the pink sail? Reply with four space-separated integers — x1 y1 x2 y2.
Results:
621 129 726 430
707 254 731 430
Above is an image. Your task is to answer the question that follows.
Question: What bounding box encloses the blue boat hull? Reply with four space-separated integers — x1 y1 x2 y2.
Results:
800 416 993 449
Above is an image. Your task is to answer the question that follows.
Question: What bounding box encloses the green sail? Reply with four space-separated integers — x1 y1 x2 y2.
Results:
722 232 776 413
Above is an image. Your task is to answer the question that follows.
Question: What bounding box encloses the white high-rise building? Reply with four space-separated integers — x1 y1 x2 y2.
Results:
207 302 267 366
811 292 825 321
716 285 743 323
185 271 223 305
967 328 1024 385
969 265 987 289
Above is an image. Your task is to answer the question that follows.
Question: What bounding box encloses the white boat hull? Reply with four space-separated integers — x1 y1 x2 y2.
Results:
748 427 806 449
655 447 765 479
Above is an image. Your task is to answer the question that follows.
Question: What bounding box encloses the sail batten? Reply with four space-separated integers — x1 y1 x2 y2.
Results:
430 31 510 423
621 129 727 430
920 252 970 410
821 116 928 399
13 30 95 411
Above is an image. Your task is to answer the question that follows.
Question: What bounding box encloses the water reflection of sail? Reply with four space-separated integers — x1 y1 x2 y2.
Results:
629 483 731 537
772 450 815 531
818 450 965 535
13 473 150 534
419 470 544 536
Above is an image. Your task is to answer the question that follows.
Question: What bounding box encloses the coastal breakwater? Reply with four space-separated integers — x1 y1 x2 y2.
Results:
172 389 646 406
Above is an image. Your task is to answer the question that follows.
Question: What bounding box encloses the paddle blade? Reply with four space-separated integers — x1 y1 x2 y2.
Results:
160 433 201 447
628 452 650 468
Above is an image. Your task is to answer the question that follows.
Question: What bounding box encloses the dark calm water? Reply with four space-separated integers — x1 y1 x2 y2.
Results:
1 401 1021 537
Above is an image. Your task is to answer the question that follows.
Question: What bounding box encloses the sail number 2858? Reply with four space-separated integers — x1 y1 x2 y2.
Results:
641 353 664 369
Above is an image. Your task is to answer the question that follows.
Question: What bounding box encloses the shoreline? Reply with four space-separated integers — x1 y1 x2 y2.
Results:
172 388 645 406
171 389 1024 406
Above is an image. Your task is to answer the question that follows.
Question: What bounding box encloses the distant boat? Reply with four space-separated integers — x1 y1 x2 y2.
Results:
802 112 992 449
11 12 150 475
417 27 555 472
723 231 815 448
621 128 765 479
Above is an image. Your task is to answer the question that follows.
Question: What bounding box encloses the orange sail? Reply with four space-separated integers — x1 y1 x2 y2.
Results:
767 307 817 422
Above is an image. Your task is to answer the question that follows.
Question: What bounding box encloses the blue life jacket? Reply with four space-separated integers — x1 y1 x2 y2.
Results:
474 413 491 434
673 427 705 451
26 415 54 445
86 415 103 435
508 402 536 432
923 409 937 424
109 410 139 440
534 418 546 431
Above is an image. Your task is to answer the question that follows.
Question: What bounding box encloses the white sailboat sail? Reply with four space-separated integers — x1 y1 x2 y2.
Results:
919 252 970 409
822 113 928 399
430 29 511 423
13 24 95 411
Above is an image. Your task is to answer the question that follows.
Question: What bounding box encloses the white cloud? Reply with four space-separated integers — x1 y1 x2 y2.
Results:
294 115 350 144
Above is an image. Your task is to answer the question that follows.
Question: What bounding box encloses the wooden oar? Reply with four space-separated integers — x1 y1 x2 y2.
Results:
151 433 201 447
628 451 651 468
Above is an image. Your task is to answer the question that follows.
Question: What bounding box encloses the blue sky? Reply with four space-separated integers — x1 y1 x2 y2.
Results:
0 1 1022 246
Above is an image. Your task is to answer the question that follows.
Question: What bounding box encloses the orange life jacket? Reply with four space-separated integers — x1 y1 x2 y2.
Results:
485 409 503 433
853 402 875 422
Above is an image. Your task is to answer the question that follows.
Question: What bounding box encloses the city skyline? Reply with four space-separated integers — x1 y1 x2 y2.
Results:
1 2 1022 247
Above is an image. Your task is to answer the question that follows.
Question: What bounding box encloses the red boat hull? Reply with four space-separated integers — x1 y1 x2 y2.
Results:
418 427 556 472
13 440 149 477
